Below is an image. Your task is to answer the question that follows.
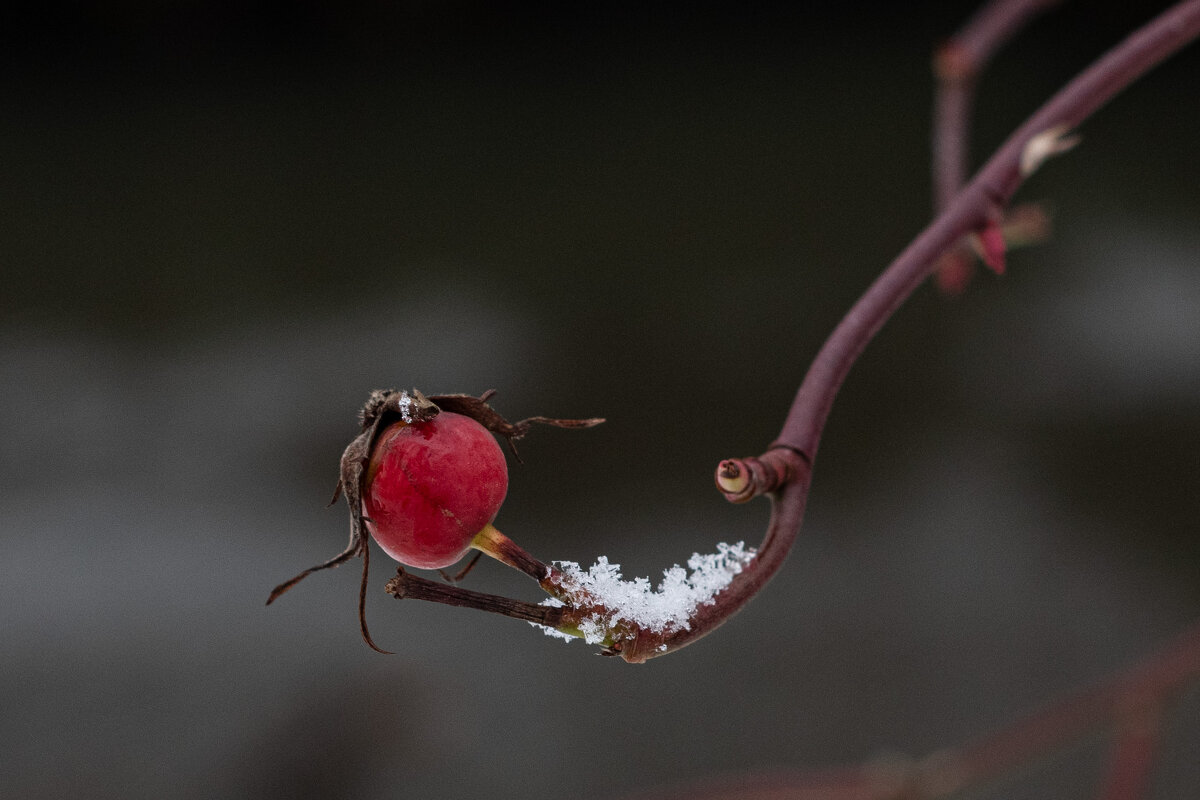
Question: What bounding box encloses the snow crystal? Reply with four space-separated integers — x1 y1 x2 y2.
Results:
398 391 414 423
531 541 756 644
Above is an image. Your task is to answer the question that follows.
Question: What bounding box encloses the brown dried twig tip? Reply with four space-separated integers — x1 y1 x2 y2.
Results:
385 568 565 627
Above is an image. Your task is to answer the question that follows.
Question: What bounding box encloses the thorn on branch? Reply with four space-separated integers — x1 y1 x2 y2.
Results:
1021 124 1081 177
936 203 1051 293
973 219 1008 275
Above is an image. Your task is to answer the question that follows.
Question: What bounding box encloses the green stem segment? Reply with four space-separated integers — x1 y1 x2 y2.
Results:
467 523 588 638
471 524 573 600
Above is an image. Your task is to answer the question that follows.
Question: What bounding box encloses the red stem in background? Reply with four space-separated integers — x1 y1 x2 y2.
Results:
635 620 1200 800
933 0 1064 211
1095 700 1165 800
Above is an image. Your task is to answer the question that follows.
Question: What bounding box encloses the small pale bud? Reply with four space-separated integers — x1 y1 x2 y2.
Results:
1021 125 1081 177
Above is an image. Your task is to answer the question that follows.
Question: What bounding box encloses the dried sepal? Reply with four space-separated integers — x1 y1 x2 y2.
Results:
266 422 392 652
359 387 440 431
429 390 605 457
267 388 434 652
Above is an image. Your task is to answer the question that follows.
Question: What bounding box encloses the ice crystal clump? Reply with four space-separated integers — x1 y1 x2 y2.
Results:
530 542 756 645
398 392 414 423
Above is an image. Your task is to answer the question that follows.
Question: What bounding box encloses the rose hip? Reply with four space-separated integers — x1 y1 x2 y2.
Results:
267 388 602 653
363 411 508 569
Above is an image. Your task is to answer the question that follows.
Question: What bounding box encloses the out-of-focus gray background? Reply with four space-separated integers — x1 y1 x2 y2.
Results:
3 1 1199 798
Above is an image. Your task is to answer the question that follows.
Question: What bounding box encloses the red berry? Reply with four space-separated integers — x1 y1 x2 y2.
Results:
362 411 509 569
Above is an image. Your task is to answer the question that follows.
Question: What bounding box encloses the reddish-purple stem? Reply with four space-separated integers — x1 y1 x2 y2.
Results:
626 0 1200 663
780 0 1200 462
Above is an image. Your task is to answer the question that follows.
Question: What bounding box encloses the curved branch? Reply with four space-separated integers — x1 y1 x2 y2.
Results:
619 459 811 663
668 0 1200 661
779 0 1200 462
371 0 1200 667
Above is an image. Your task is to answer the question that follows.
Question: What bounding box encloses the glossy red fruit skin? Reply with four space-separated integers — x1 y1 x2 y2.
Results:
362 411 509 569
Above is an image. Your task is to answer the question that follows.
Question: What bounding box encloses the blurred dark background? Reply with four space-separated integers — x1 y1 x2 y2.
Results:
3 1 1199 798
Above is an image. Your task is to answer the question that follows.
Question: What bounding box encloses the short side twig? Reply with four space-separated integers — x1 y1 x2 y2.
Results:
932 0 1064 292
385 568 566 627
934 0 1064 210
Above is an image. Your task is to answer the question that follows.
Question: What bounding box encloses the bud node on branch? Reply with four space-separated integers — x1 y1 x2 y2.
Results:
715 448 808 503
